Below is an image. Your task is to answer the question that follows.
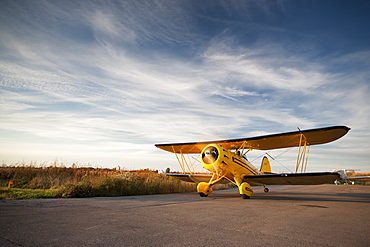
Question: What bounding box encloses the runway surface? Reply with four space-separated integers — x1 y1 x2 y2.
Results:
1 184 369 247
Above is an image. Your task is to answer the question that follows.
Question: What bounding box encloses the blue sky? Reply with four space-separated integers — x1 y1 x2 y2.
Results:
0 0 369 172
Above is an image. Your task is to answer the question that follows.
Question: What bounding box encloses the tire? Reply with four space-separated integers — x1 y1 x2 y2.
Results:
199 193 208 197
241 194 250 199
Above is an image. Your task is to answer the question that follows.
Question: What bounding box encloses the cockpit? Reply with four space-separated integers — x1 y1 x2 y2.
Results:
235 150 249 161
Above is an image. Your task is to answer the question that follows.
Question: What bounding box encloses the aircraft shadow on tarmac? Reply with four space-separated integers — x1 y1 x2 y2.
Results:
250 192 370 203
208 187 370 204
81 186 370 205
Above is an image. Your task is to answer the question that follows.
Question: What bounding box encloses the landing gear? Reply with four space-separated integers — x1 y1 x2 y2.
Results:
197 182 213 197
238 182 253 199
264 187 269 193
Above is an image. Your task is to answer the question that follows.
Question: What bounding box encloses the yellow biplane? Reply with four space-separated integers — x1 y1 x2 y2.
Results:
155 125 365 199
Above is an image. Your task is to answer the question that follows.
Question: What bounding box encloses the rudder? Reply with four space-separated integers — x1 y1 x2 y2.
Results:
260 156 271 174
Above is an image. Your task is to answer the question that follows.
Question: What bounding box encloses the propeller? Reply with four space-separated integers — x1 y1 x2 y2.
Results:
201 146 219 164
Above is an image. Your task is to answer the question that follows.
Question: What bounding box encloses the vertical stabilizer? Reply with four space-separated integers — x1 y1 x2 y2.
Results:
260 156 271 174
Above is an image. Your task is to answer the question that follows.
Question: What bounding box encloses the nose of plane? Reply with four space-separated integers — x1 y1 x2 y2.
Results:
201 146 219 164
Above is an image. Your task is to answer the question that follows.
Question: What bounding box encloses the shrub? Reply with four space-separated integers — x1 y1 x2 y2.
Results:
58 182 94 198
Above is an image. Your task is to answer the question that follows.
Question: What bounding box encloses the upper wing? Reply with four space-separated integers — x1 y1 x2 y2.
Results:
243 172 340 185
155 126 350 154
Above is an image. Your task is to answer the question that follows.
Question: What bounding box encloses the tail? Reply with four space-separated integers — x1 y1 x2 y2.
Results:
260 156 272 174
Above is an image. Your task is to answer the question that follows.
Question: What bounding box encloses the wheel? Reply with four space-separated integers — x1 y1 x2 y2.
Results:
241 194 250 199
199 192 208 197
264 187 269 193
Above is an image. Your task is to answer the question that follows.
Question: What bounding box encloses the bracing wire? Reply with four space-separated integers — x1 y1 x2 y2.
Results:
250 148 293 173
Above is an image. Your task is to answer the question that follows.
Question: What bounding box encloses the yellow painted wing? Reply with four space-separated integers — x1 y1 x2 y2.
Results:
155 126 350 154
167 172 341 185
243 172 340 185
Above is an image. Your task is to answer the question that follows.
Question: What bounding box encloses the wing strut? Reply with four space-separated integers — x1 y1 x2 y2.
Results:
172 147 197 174
295 133 310 173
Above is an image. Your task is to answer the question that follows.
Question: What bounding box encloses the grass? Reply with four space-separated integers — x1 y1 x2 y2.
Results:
6 162 366 199
0 188 59 200
0 162 229 199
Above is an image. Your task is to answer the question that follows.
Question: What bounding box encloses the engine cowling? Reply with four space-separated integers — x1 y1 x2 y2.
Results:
200 144 230 174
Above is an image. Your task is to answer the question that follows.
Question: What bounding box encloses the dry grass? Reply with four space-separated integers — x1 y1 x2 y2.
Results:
0 162 202 199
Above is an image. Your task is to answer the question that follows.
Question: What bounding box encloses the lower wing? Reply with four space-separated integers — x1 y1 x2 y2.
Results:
243 172 340 185
167 171 368 187
167 172 342 185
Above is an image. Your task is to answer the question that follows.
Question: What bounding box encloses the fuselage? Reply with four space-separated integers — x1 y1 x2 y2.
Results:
200 144 261 182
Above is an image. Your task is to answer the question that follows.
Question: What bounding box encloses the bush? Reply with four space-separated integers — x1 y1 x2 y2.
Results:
58 182 94 198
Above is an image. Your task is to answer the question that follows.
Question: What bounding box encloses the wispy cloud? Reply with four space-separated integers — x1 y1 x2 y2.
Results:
0 0 369 171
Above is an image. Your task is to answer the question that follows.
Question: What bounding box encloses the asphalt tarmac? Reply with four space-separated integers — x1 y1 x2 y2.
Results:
0 184 369 247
